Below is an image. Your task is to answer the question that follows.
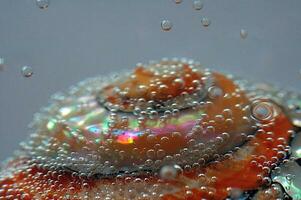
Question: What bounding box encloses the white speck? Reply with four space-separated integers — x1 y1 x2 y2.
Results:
240 29 248 39
193 0 204 10
21 66 34 78
161 20 173 31
36 0 50 9
201 17 211 27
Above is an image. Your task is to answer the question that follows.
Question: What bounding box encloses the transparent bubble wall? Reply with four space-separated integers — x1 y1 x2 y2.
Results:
0 0 301 164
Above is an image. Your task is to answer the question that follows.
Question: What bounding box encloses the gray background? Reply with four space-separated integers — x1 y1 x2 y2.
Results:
0 0 301 161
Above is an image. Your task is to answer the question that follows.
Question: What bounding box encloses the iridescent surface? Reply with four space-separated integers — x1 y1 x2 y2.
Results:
272 160 301 200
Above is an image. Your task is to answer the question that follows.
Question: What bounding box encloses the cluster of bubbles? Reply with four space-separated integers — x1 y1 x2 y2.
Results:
20 58 240 177
173 0 204 10
163 1 249 39
161 0 208 31
253 183 290 199
0 58 301 199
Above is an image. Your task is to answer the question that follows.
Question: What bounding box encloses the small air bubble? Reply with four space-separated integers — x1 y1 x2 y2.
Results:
201 17 211 27
161 20 173 31
229 188 243 199
0 58 4 71
251 100 276 122
240 29 248 39
208 86 223 99
159 165 179 180
174 0 182 4
193 0 204 10
36 0 50 9
21 66 34 78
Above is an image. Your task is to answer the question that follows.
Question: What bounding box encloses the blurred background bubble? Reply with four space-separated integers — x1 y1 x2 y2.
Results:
0 0 301 160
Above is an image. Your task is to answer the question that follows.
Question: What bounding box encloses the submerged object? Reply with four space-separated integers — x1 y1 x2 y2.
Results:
0 58 301 200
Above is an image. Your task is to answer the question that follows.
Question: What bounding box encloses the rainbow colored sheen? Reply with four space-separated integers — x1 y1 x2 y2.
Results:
46 105 204 145
113 130 144 144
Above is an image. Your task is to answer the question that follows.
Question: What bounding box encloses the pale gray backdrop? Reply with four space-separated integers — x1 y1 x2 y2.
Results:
0 0 301 160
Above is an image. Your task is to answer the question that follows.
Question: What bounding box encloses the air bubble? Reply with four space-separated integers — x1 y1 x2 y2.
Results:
161 20 173 31
159 165 180 180
0 58 4 71
286 97 301 127
251 100 276 122
201 17 211 27
291 132 301 159
193 0 204 10
21 66 34 78
36 0 49 9
240 29 248 39
174 0 182 4
208 86 223 99
229 188 243 199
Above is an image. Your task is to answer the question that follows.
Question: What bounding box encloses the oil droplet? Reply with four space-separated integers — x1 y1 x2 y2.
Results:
174 0 182 4
201 17 211 27
161 20 173 31
0 58 4 71
21 66 33 78
193 0 204 10
240 29 248 39
36 0 49 9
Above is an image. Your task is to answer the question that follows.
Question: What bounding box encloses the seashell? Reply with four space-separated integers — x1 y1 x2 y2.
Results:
0 58 300 200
